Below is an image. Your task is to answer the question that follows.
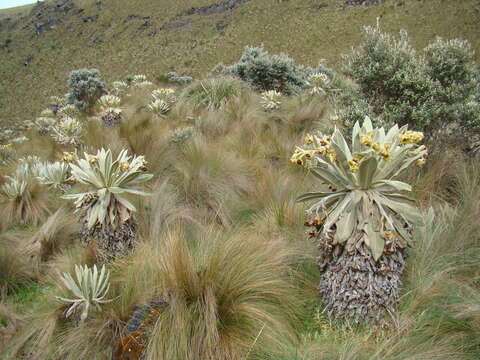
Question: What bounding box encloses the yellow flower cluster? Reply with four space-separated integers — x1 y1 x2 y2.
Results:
384 231 394 240
119 161 130 172
290 134 336 167
409 145 428 167
347 154 363 173
290 147 314 168
399 130 424 145
87 155 98 164
0 143 13 150
416 158 426 168
62 152 77 163
360 132 391 161
138 156 148 171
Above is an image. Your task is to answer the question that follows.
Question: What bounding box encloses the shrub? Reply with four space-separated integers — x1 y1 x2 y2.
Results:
165 71 193 85
343 26 437 130
342 26 480 135
424 37 480 132
225 45 309 95
169 126 194 146
67 69 107 113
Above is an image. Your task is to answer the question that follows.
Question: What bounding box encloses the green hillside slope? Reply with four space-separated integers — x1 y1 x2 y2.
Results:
0 0 479 126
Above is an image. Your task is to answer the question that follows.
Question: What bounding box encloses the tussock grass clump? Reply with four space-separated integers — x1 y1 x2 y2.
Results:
24 208 78 273
128 227 302 360
0 235 34 296
6 226 303 360
181 77 248 110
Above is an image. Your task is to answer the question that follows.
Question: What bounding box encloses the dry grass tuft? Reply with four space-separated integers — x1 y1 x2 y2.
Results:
135 227 302 360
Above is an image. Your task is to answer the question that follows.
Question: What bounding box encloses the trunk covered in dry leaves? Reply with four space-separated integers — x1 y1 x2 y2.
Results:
317 241 406 322
314 225 407 323
101 112 121 127
81 217 136 262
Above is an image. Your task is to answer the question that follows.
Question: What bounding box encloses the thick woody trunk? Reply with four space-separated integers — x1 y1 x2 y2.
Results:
81 217 136 263
317 234 406 323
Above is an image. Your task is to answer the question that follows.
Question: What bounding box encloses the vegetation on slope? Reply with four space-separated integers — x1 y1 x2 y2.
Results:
0 9 479 360
1 0 479 126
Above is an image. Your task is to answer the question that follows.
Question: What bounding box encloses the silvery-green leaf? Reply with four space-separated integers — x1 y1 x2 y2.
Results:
364 222 384 261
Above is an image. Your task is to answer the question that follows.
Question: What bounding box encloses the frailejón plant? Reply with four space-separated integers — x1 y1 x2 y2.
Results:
55 264 112 324
63 148 153 261
291 116 426 322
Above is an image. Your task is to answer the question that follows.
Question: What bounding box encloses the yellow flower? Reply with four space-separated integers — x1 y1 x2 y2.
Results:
87 155 98 164
378 144 391 161
416 158 426 168
360 132 373 147
400 130 424 144
320 136 332 146
384 231 394 240
304 134 314 145
119 161 130 172
326 148 337 162
371 142 380 152
348 161 359 173
62 152 76 163
348 154 363 173
315 146 328 156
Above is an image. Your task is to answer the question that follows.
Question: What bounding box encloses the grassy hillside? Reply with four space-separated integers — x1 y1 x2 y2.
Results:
1 72 479 359
0 0 479 127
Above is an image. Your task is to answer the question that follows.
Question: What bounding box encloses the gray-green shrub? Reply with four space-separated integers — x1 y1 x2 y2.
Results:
225 45 309 95
67 69 107 113
424 37 480 131
342 26 480 135
165 72 193 85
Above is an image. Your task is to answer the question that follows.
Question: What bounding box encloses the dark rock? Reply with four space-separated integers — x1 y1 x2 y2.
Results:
180 0 250 16
341 0 386 8
82 15 98 23
27 0 77 35
21 56 33 67
140 19 151 28
312 3 328 9
84 35 102 46
215 19 229 31
124 14 141 22
160 18 191 30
